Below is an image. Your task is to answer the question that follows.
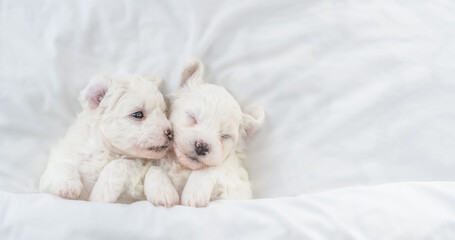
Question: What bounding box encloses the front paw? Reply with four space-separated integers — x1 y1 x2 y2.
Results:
51 179 83 200
146 183 179 208
89 183 120 203
181 187 211 207
88 190 115 203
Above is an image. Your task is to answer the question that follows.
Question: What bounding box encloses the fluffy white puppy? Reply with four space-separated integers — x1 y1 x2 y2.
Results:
40 74 174 203
145 59 264 207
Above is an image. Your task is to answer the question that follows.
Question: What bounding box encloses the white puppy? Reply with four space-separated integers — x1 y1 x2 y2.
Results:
40 74 174 203
145 59 264 207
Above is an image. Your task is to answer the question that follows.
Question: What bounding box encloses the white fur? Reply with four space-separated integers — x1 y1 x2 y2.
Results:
40 74 173 203
145 59 265 207
143 165 180 207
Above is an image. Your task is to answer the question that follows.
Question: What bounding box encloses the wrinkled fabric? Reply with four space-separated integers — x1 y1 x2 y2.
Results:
1 182 455 239
1 0 455 239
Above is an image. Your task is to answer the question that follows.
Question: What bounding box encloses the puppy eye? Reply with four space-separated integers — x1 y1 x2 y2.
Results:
131 111 144 119
221 134 231 140
187 113 197 124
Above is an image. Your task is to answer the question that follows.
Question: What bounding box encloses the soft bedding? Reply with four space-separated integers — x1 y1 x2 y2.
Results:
2 182 455 239
1 0 455 239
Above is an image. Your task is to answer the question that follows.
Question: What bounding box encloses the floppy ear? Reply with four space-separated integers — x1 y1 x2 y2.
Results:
181 59 205 87
241 106 265 140
79 75 112 110
148 75 163 89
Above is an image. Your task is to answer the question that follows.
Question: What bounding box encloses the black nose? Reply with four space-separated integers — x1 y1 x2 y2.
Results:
195 141 209 156
164 129 173 141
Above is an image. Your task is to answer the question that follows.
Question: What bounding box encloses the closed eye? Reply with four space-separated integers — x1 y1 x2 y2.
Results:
187 113 197 125
221 134 231 140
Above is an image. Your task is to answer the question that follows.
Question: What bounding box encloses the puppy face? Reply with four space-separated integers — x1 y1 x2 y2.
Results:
80 75 173 159
171 60 264 170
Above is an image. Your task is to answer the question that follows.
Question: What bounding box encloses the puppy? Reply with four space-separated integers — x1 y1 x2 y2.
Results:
145 59 264 207
40 74 174 203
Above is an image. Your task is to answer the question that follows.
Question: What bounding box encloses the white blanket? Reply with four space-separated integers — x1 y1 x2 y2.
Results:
2 182 455 239
1 0 455 239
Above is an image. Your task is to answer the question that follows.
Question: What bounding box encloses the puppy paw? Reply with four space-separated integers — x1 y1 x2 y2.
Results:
89 180 123 203
181 186 211 207
146 183 179 208
89 190 117 203
52 179 83 200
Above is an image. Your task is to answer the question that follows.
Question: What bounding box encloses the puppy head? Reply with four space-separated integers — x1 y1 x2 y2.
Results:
80 74 173 159
171 60 264 170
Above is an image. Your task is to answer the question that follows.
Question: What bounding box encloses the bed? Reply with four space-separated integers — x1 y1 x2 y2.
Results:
1 0 455 239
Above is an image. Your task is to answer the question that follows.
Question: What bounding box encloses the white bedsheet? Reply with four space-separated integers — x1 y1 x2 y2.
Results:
1 0 455 239
2 182 455 239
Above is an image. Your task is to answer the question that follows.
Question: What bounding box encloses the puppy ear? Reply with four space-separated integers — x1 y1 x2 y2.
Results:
181 59 205 86
148 75 163 89
79 75 112 110
241 106 265 140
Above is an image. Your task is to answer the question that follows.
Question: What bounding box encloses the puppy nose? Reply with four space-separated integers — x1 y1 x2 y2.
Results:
164 129 173 141
194 141 209 156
